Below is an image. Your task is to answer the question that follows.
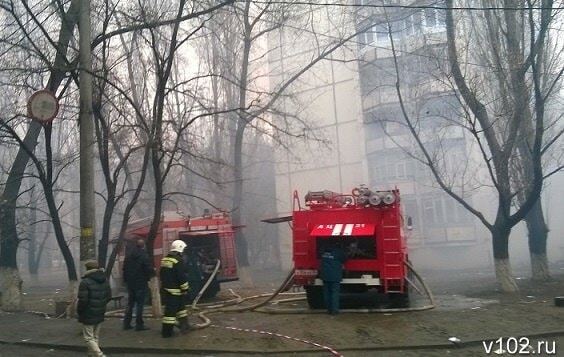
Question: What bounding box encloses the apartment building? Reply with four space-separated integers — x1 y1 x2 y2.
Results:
268 1 492 270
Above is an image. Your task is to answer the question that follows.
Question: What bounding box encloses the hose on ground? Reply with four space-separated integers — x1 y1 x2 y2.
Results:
190 269 295 328
255 261 435 314
105 260 434 325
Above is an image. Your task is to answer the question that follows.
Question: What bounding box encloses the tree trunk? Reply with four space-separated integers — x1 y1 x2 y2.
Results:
0 267 23 311
494 258 518 293
146 148 163 317
98 200 115 267
44 126 78 283
65 279 79 318
29 222 51 279
526 200 550 281
530 252 550 281
27 188 38 276
149 276 162 318
0 121 42 310
232 124 254 287
492 226 518 293
232 125 250 267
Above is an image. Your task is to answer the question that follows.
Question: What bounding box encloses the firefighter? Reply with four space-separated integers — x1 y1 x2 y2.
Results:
320 244 347 315
159 239 190 338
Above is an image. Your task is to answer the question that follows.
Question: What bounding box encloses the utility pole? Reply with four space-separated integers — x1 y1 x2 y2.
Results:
79 0 96 272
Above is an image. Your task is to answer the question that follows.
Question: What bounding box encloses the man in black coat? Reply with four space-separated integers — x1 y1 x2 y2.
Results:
77 260 112 357
122 239 153 331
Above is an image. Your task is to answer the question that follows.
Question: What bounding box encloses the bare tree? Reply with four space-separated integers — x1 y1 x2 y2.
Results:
207 0 372 278
0 0 80 311
377 0 561 292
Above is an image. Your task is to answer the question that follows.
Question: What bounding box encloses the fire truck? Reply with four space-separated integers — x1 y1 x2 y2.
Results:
114 211 238 300
286 187 409 308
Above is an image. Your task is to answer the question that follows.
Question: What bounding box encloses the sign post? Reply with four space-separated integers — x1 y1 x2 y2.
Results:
79 0 96 272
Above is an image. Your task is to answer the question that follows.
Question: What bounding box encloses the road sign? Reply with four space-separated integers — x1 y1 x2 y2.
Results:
27 90 59 123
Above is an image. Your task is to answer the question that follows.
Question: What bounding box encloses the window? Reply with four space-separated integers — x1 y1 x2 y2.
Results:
375 23 389 43
396 161 407 179
358 32 367 49
365 121 385 140
424 8 437 27
436 0 446 26
437 9 446 26
413 12 423 32
367 150 415 182
390 21 403 41
405 16 413 36
423 5 446 31
421 194 473 227
358 28 377 50
366 30 374 44
402 197 418 227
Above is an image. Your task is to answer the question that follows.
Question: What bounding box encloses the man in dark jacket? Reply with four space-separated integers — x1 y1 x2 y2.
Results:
320 245 346 315
77 260 112 357
122 239 153 331
159 239 190 338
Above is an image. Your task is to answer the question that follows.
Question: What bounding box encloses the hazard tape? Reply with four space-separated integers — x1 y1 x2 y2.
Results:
211 324 343 356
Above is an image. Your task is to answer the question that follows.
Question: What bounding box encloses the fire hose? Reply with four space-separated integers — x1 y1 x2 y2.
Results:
190 262 296 328
184 260 434 357
105 259 434 320
253 261 435 314
21 260 434 357
188 260 435 323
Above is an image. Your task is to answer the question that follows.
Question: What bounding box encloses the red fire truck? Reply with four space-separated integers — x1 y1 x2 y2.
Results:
114 211 238 299
289 187 409 308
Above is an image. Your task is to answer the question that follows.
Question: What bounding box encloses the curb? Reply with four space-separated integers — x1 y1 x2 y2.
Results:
2 329 564 354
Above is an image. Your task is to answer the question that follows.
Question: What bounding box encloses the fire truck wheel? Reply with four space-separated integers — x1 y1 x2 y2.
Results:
305 286 325 309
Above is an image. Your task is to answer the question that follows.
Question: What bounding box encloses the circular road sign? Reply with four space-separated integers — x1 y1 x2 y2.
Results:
27 90 59 123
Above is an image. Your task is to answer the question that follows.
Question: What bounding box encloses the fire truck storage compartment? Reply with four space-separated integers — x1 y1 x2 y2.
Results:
315 237 376 260
179 232 221 301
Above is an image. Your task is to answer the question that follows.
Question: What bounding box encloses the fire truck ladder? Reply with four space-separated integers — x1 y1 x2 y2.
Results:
381 223 405 294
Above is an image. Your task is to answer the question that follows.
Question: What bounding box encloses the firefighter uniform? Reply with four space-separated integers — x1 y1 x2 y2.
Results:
159 243 190 338
320 246 346 315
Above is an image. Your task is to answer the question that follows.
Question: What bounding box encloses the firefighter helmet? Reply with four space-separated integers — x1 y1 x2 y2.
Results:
170 239 187 253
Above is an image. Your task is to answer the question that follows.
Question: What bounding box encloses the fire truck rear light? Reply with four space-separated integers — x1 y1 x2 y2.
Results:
295 269 318 277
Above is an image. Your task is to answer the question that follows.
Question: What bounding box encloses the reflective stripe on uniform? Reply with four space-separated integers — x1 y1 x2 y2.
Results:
180 282 189 290
160 257 178 269
162 316 176 324
176 309 188 318
165 288 182 295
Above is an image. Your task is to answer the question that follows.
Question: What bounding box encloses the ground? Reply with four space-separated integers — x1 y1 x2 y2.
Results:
1 264 564 356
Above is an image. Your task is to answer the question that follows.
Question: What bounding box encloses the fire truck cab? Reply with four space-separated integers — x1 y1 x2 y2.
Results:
291 187 409 308
115 211 238 300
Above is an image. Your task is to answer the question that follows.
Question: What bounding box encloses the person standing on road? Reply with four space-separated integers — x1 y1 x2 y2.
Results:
122 239 153 331
159 239 190 338
77 260 112 357
320 244 347 315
